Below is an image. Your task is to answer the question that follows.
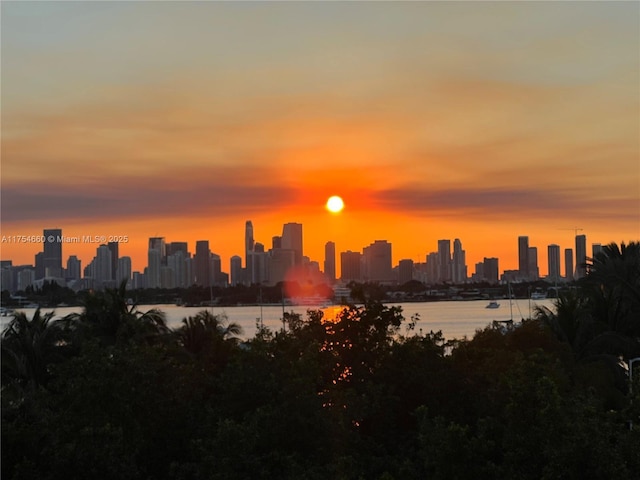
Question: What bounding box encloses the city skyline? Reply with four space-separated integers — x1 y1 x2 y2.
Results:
0 224 616 292
2 2 638 274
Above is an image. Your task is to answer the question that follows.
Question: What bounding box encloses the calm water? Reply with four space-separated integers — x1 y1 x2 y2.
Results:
1 298 555 341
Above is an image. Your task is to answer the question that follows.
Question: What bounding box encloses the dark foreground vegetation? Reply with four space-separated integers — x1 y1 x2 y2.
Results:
2 242 640 479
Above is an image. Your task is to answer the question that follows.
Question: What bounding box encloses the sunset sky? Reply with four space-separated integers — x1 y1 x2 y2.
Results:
2 1 639 277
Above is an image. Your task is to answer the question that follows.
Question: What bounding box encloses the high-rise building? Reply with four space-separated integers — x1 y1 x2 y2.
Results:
230 255 243 286
147 237 165 289
281 223 303 265
363 240 393 283
518 236 529 280
547 245 561 282
528 247 539 280
437 240 451 283
245 221 255 284
166 242 189 257
483 257 499 284
452 238 467 283
340 250 362 282
592 243 603 259
117 256 132 286
107 242 119 281
426 252 438 284
564 248 574 281
575 234 587 279
210 253 222 286
324 241 336 283
66 255 81 281
94 244 112 288
43 228 63 278
398 259 414 285
195 240 211 287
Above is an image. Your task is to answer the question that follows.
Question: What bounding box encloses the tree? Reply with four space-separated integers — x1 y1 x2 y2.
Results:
63 280 168 347
1 308 64 391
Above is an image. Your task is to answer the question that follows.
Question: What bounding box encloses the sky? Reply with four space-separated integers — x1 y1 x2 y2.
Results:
1 1 639 277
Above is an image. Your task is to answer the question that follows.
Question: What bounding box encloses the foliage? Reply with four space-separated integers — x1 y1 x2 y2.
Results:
2 243 640 479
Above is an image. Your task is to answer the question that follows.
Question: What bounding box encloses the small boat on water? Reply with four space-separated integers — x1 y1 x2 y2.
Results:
485 301 500 309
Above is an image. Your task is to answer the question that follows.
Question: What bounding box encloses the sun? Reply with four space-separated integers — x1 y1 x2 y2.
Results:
326 195 344 213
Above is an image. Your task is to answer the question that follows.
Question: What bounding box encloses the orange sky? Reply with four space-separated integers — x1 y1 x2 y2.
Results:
1 2 639 277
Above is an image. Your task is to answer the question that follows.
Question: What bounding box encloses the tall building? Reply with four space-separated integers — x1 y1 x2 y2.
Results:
452 238 467 284
117 256 132 286
43 228 63 278
94 244 112 288
166 242 188 257
564 248 574 281
230 255 243 286
324 241 336 283
107 242 119 281
483 257 499 284
245 221 255 284
426 252 438 284
437 239 451 283
195 240 211 287
66 255 81 281
363 240 393 283
547 245 561 282
398 259 414 285
281 223 303 265
147 237 165 289
575 234 587 279
528 247 539 280
340 250 362 282
518 236 529 280
592 243 603 258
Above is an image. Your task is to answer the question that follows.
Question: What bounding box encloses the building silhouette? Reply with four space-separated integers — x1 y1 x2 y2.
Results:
194 241 211 288
43 228 63 278
518 236 529 280
363 240 393 283
341 250 362 282
547 244 561 282
324 241 336 283
564 248 574 281
437 239 451 283
575 234 587 279
281 223 303 265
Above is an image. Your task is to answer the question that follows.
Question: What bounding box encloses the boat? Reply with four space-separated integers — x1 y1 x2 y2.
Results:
530 290 547 300
485 301 500 309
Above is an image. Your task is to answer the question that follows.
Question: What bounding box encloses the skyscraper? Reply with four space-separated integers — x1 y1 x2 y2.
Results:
564 248 574 281
575 234 587 279
324 241 336 283
117 256 132 286
281 223 303 265
66 255 81 281
245 221 255 284
147 237 165 289
340 250 362 282
483 257 499 284
452 238 467 284
43 228 63 278
528 246 539 280
437 239 451 283
398 259 414 285
363 240 393 283
94 244 112 288
195 240 211 287
518 236 529 280
108 242 119 281
230 255 243 286
547 244 561 282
